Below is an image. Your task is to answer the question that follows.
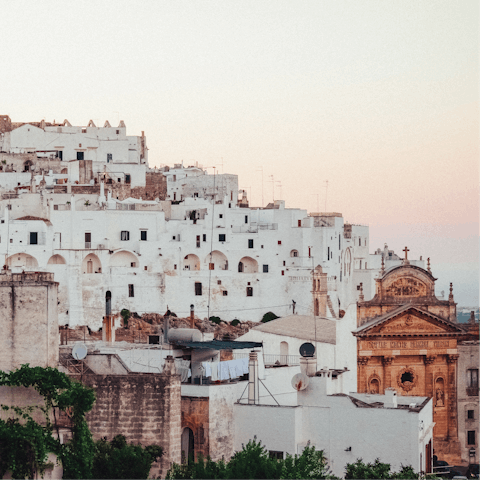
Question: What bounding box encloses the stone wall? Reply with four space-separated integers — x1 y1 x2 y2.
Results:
83 369 181 478
0 271 59 371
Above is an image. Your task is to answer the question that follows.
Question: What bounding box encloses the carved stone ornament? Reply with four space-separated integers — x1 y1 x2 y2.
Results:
357 357 370 366
397 366 418 392
424 355 436 365
404 315 414 327
368 373 382 394
385 277 427 297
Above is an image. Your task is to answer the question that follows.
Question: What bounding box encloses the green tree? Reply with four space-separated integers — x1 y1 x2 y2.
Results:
345 458 417 479
261 311 279 323
92 434 163 479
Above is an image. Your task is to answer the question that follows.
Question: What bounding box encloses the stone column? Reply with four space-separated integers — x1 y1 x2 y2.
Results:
447 354 459 439
382 356 395 392
357 357 370 393
424 355 437 398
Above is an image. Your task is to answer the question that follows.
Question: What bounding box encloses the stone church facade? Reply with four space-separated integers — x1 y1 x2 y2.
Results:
354 254 466 465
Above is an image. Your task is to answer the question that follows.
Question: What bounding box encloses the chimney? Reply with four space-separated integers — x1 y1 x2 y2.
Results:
248 351 260 404
163 355 176 375
164 316 169 343
384 388 397 408
190 304 195 328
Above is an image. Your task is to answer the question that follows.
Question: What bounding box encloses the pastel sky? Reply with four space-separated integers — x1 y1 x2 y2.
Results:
1 1 478 305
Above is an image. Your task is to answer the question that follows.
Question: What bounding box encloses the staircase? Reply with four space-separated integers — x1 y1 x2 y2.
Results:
327 295 337 319
59 353 95 375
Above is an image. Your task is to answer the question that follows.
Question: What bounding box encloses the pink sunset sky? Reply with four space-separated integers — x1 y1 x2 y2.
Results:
1 1 478 305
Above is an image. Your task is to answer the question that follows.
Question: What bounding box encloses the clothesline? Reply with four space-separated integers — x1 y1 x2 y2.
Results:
202 357 249 381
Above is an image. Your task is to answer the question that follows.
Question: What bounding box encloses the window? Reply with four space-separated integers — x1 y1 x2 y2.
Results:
116 129 120 134
217 280 221 285
121 231 130 241
467 369 479 388
339 236 341 249
203 234 206 242
82 128 87 133
468 431 476 445
263 265 269 273
248 239 254 248
125 174 131 184
467 410 474 419
281 270 284 276
209 263 214 270
245 215 248 224
223 290 228 296
195 282 202 296
194 192 198 198
291 250 298 257
359 237 361 246
76 151 84 160
196 235 200 248
219 214 223 219
219 234 226 242
140 230 147 241
106 153 112 163
29 232 38 245
278 240 282 245
269 451 283 460
7 204 11 210
298 220 301 227
327 247 330 259
57 150 63 160
246 287 253 297
128 284 134 297
144 266 148 271
130 262 136 267
173 175 176 181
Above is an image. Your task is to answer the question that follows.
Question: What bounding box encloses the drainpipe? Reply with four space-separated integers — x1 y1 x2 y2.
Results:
248 351 259 404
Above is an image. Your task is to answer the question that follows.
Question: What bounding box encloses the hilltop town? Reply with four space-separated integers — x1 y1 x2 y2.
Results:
0 116 478 478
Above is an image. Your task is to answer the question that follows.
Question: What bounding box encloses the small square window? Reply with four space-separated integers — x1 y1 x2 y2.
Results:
140 230 147 241
128 284 134 297
467 410 474 419
82 128 87 133
76 151 84 160
219 214 223 219
219 234 226 242
248 239 254 248
116 129 120 134
217 280 221 285
298 220 301 227
144 266 148 271
283 261 286 266
209 263 215 270
172 236 176 240
281 270 284 276
223 290 228 296
246 287 253 297
263 265 269 273
467 430 476 445
121 231 130 241
174 264 177 269
278 240 282 245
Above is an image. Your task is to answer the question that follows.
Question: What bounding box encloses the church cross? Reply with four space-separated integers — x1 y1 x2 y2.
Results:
403 246 410 260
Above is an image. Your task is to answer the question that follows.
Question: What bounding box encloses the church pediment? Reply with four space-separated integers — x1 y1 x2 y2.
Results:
354 305 465 337
371 313 450 335
383 277 427 297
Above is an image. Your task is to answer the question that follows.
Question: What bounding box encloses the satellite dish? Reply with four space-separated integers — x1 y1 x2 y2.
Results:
292 373 310 391
299 342 315 357
72 343 87 360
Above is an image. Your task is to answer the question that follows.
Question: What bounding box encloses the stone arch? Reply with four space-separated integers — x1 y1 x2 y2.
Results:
108 250 138 268
204 251 228 271
290 249 299 257
368 373 382 394
6 253 39 270
184 254 200 271
24 159 33 172
61 168 68 174
82 253 102 274
238 256 258 273
47 254 66 265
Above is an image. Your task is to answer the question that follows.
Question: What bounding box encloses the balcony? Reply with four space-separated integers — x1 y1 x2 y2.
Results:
466 387 478 396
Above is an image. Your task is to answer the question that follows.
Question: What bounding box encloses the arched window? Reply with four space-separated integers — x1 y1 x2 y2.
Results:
369 378 380 394
290 250 299 257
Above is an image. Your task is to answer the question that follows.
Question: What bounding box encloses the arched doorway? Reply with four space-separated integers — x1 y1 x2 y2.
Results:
181 427 194 463
280 341 289 365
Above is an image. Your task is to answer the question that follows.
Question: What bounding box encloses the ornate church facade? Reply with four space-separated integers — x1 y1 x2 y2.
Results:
354 252 466 465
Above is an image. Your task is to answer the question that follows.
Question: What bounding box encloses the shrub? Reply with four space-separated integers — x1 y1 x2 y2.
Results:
231 319 240 326
261 312 279 323
209 316 222 324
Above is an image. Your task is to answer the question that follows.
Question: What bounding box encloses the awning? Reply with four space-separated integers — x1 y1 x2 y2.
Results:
177 340 263 350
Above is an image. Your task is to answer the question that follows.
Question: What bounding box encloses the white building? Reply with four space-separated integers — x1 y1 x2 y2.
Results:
234 371 434 478
0 116 409 328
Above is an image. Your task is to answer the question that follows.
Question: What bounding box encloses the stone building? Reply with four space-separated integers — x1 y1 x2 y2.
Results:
353 251 466 464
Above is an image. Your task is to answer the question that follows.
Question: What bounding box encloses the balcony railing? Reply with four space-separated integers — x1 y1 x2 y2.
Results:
232 352 300 366
466 387 478 396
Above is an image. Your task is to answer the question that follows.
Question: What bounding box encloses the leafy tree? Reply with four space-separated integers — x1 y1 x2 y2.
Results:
261 311 279 323
0 364 96 479
281 445 335 479
121 308 130 327
345 458 417 479
92 434 163 479
231 319 241 326
209 316 222 324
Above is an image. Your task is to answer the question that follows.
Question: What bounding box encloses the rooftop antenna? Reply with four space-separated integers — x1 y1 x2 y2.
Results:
311 194 320 213
276 181 282 201
324 180 329 212
256 167 264 207
269 175 275 202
